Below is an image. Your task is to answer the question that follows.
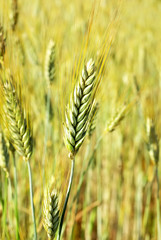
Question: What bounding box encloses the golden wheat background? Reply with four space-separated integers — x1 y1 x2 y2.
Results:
0 0 161 239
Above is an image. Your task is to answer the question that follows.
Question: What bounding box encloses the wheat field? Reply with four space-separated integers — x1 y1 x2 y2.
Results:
0 0 161 239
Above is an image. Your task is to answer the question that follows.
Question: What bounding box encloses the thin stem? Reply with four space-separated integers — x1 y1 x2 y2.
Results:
42 86 51 186
57 158 75 240
62 134 104 236
27 161 37 240
70 141 91 239
12 152 20 240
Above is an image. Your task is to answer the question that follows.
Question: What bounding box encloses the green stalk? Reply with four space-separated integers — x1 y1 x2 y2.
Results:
27 161 37 240
62 134 104 237
70 142 91 239
12 152 20 240
57 158 75 240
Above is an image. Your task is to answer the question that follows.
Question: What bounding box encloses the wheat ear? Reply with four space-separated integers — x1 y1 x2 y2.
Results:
43 188 60 240
42 40 56 185
64 58 96 158
0 73 37 239
1 76 33 161
106 103 129 132
45 40 56 86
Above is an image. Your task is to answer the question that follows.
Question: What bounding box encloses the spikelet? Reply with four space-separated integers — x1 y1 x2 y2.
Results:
0 131 9 177
45 40 56 86
10 0 19 31
43 188 60 240
106 103 129 132
64 59 96 158
146 118 159 165
0 24 6 65
0 73 33 161
87 101 99 138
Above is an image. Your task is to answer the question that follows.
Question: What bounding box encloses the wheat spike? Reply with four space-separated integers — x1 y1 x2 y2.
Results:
64 58 96 157
45 40 56 86
146 118 159 165
106 103 129 132
88 101 99 138
43 188 60 240
0 73 33 161
0 131 9 177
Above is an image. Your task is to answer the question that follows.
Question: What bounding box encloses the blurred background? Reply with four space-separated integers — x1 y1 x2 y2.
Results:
0 0 161 239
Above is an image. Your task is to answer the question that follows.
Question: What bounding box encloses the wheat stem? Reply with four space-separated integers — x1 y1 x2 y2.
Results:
62 134 103 237
27 160 37 240
57 158 75 240
70 141 91 238
12 152 20 240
